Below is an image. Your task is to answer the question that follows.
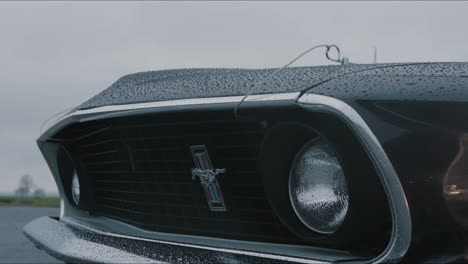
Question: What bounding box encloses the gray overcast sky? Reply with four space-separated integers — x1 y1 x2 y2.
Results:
1 1 467 194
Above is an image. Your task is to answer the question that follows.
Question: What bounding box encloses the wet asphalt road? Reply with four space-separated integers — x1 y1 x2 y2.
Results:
0 207 62 263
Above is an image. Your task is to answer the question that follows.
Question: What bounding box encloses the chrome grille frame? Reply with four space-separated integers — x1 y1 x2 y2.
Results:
37 92 411 263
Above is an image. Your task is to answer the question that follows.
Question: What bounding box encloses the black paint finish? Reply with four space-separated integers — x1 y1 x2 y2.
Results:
355 101 468 263
78 63 468 110
71 62 468 262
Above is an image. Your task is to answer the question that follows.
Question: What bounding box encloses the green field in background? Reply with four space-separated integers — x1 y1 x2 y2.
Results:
0 196 60 207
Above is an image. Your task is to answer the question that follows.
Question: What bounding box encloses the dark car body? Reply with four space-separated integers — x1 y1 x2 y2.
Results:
25 62 468 263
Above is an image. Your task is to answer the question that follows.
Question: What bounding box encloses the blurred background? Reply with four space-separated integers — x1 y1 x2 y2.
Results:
0 1 468 202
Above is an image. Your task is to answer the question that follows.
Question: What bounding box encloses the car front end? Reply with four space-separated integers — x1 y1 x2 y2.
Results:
25 63 468 263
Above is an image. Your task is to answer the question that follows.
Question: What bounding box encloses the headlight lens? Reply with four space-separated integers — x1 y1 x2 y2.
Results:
289 139 349 234
71 170 80 205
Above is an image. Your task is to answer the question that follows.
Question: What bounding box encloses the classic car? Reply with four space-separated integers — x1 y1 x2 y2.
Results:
25 62 468 263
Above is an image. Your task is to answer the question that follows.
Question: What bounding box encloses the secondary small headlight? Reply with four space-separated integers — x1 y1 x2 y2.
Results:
289 139 349 234
71 170 80 205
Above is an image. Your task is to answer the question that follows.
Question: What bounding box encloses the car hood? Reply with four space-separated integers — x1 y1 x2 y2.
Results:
78 62 468 110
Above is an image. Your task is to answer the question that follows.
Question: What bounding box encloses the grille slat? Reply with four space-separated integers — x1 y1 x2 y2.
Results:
65 118 305 245
97 196 273 212
92 212 294 241
118 131 264 141
81 139 116 148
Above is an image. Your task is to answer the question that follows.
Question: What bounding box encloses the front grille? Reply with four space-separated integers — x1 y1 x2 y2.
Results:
61 114 304 244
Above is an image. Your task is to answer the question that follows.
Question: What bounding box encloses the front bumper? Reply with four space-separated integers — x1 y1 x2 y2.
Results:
24 216 337 264
24 217 158 263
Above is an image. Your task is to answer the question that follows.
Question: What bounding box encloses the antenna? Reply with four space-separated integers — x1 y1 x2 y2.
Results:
373 47 378 63
233 44 349 117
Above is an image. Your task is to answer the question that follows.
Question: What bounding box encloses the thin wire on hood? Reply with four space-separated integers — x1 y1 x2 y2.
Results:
233 44 348 117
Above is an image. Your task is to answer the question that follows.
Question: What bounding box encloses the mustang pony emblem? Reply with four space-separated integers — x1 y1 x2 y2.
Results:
191 168 226 185
190 145 227 211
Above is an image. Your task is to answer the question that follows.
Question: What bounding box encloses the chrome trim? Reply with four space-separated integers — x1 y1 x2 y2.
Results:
60 217 332 264
39 93 301 139
24 217 155 264
75 93 300 116
37 92 411 263
298 94 411 264
57 214 353 262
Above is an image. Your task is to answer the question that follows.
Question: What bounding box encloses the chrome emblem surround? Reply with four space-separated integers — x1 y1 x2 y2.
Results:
190 145 227 211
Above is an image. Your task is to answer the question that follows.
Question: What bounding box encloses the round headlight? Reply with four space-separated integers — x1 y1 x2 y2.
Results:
71 170 80 205
289 139 349 234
